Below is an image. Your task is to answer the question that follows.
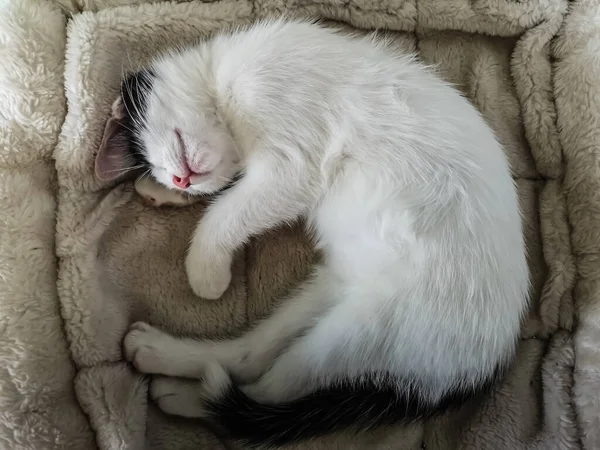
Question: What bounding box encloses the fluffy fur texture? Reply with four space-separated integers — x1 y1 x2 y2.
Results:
96 19 529 447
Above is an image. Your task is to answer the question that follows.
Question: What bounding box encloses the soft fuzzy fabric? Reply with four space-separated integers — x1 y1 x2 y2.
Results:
1 0 599 448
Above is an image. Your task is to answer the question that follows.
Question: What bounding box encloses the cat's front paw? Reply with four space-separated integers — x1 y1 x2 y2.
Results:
135 177 199 208
185 245 232 300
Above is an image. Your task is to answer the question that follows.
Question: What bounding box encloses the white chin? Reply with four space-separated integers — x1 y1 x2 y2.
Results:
188 183 221 195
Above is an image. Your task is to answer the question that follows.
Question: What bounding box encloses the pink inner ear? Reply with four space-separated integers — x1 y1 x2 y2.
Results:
95 117 131 181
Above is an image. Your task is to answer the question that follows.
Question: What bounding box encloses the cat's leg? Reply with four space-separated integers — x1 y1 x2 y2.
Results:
186 155 315 299
146 311 347 419
216 297 364 405
124 266 334 383
239 322 339 403
139 329 323 418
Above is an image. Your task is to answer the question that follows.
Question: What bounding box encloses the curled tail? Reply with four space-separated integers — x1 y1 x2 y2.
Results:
203 370 502 448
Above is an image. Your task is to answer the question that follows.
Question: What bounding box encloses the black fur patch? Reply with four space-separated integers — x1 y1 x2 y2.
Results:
205 370 503 448
119 69 156 169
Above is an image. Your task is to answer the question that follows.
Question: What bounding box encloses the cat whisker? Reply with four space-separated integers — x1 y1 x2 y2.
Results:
136 168 152 181
101 163 146 177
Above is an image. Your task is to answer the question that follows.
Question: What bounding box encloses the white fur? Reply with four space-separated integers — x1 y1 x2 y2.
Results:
123 19 529 416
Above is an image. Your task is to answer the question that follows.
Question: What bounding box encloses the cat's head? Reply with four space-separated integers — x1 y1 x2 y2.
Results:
95 66 240 195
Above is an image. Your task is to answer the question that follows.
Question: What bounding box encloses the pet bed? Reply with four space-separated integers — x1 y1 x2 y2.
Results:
1 0 599 448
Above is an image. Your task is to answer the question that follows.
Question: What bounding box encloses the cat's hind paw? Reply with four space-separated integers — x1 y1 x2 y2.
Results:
151 376 209 417
150 363 231 418
123 322 179 375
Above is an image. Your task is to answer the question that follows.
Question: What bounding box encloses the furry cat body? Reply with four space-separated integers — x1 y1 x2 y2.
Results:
96 19 529 447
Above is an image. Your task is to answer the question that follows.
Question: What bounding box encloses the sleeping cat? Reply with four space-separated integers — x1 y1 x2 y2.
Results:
95 19 529 447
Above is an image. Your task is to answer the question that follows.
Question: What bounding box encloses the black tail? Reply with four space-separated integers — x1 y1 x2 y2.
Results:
204 371 501 448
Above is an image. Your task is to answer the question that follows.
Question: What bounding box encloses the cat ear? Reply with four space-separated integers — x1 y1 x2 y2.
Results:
95 97 132 181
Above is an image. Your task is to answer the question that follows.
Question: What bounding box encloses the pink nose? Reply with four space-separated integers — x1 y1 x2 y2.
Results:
173 175 191 189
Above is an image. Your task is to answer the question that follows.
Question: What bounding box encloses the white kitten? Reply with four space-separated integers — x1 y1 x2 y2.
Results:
96 19 529 447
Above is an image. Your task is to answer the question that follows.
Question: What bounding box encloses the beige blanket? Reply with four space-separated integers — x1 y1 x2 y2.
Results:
1 0 600 448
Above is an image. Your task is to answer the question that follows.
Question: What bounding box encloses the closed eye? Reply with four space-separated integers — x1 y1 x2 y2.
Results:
175 128 186 154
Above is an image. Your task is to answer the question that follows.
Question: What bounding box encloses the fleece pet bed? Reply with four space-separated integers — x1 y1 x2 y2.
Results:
1 0 600 448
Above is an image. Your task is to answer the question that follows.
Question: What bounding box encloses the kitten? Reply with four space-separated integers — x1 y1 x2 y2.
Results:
96 19 529 448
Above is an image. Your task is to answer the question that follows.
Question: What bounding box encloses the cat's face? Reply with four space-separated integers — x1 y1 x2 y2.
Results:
95 65 240 195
